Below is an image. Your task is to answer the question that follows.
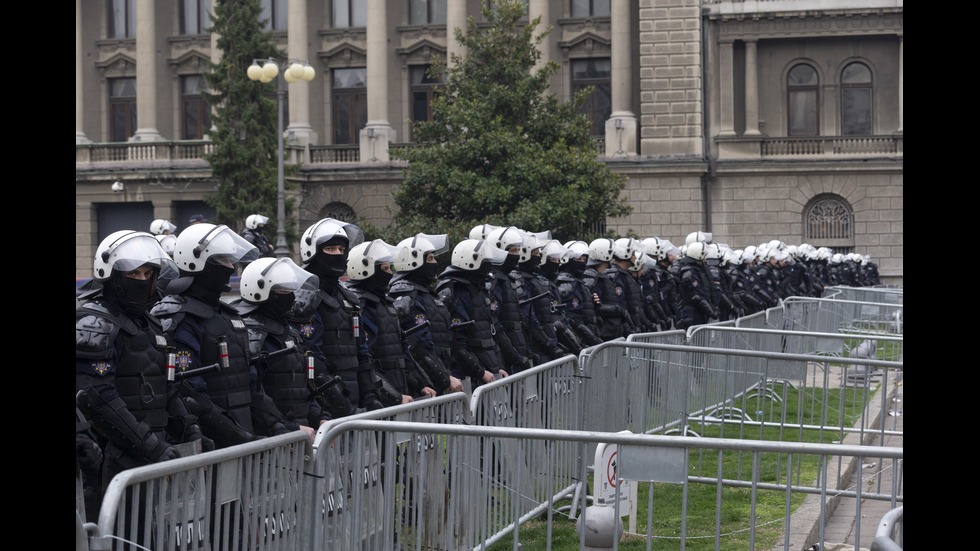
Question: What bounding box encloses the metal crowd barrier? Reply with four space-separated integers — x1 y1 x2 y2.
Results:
871 505 904 551
784 296 904 337
82 431 313 551
315 420 902 551
306 393 472 551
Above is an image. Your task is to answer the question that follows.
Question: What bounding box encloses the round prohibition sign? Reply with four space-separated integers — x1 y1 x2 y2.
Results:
606 451 618 488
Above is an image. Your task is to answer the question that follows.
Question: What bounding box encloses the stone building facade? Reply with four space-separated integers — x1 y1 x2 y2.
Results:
76 0 903 283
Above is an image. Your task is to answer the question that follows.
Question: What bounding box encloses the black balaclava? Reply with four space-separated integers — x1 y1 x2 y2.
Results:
257 291 296 320
105 270 158 316
541 259 560 279
307 236 349 288
184 263 235 306
519 257 539 274
408 261 440 286
361 268 393 297
562 258 587 278
499 253 520 273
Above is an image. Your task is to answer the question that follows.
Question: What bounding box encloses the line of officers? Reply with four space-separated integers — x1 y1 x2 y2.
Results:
75 219 881 519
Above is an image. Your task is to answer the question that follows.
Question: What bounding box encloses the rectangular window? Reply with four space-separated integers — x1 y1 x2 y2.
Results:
789 89 818 136
333 68 367 144
182 76 212 140
410 0 446 25
109 77 137 142
260 0 287 30
571 0 610 18
571 58 611 137
107 0 136 39
841 88 872 136
333 0 366 28
410 65 444 140
180 0 211 35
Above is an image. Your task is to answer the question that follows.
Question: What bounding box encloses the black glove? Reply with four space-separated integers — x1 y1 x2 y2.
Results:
183 423 215 453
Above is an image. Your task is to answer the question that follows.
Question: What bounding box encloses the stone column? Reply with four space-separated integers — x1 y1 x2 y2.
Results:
132 0 164 141
76 0 90 143
360 0 395 162
446 0 467 69
286 0 317 145
605 0 637 156
743 39 761 136
717 39 736 138
897 34 903 134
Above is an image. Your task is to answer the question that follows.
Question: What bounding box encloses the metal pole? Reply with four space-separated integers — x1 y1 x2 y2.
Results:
275 69 289 257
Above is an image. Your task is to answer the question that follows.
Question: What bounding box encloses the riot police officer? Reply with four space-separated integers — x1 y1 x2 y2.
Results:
436 239 508 388
389 233 464 395
77 231 210 495
298 218 386 411
233 258 321 439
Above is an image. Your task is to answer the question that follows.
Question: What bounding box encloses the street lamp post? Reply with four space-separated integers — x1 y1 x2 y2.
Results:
246 58 316 257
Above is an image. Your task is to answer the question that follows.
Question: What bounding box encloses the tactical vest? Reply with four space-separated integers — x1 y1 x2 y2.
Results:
245 314 309 424
76 300 170 433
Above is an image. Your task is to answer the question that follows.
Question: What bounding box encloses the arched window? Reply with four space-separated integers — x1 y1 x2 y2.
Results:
319 202 358 223
841 62 872 136
787 64 819 136
804 194 854 253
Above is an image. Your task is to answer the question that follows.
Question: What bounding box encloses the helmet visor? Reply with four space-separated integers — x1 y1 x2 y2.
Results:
196 225 261 266
100 233 179 280
259 258 319 293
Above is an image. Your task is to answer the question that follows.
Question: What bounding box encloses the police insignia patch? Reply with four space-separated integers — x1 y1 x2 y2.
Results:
298 323 314 338
415 314 427 325
92 361 110 376
571 298 580 308
175 349 192 371
615 286 623 295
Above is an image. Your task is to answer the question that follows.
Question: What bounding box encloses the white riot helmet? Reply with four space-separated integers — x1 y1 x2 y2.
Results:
150 219 176 235
563 240 590 263
245 214 270 230
686 241 709 261
685 231 712 246
346 239 411 281
94 230 179 281
485 226 525 265
613 237 639 262
705 243 723 260
155 233 177 257
519 230 552 263
661 240 680 260
172 223 259 273
629 252 649 272
299 218 365 264
539 239 570 265
239 257 318 303
588 238 616 265
395 233 449 272
451 239 488 271
469 223 499 240
641 237 665 260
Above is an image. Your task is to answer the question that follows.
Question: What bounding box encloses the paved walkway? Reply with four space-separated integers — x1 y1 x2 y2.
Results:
783 368 904 551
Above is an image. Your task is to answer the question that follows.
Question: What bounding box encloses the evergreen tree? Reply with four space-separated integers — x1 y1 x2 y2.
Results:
203 0 287 236
392 0 631 244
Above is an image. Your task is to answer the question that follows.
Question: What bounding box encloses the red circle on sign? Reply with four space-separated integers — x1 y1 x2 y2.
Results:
606 451 618 488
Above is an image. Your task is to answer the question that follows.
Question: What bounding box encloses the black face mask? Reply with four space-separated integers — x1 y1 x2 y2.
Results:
259 292 296 320
309 252 348 283
519 259 539 274
563 259 587 277
186 263 235 305
408 262 440 285
363 270 393 296
106 271 157 315
541 260 559 278
500 253 519 272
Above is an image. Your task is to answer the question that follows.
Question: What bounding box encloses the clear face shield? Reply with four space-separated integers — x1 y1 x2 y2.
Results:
195 225 261 267
394 233 448 272
97 232 179 281
241 258 319 303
